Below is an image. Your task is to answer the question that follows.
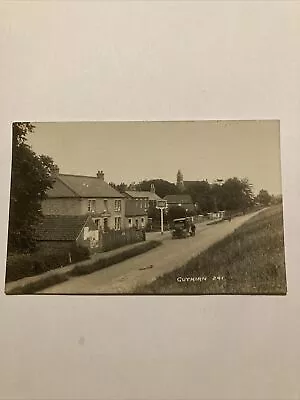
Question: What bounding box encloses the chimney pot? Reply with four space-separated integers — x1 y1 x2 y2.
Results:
97 170 105 180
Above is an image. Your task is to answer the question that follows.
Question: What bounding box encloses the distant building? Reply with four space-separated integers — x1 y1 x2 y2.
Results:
124 200 148 230
163 194 196 214
124 184 164 210
176 169 185 192
42 171 125 232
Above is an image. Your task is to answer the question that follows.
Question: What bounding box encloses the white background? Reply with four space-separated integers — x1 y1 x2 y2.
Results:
1 1 300 399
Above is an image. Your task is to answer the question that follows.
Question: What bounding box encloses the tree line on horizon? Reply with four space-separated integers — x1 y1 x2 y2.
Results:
109 178 282 215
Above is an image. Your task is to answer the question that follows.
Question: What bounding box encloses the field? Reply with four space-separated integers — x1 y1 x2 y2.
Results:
137 205 287 295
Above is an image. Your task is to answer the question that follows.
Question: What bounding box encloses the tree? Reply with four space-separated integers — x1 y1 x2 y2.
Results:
185 180 212 213
147 204 161 221
210 183 225 212
109 182 128 193
137 179 180 198
256 189 272 206
8 123 58 252
221 177 254 212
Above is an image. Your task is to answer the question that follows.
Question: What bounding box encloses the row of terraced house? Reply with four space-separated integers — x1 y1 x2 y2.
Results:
35 170 165 253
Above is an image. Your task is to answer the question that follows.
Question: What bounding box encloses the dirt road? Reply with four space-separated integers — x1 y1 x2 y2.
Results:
40 212 262 294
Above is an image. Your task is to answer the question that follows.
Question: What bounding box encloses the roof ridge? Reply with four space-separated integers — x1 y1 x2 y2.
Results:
43 214 87 218
56 176 80 197
59 173 100 179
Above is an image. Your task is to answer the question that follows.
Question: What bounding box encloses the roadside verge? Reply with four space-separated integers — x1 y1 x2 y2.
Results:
5 240 162 295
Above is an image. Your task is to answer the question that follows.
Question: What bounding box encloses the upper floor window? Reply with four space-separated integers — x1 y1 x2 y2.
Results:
104 199 108 211
114 199 121 212
88 199 96 213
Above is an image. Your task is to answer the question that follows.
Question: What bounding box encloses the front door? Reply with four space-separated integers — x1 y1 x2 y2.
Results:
103 218 108 232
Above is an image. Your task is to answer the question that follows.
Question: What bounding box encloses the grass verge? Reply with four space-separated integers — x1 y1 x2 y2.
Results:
136 205 287 295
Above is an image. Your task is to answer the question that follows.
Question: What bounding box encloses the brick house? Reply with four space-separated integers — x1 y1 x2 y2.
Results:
124 199 148 229
42 171 125 232
124 184 164 212
35 214 99 253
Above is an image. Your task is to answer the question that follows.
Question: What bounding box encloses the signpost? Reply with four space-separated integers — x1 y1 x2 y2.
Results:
156 200 168 235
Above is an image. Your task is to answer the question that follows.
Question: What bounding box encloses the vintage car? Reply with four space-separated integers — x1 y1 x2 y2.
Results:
171 217 191 239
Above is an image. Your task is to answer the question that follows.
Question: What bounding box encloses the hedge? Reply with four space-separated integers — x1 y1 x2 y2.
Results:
71 240 161 276
6 245 90 283
6 272 70 295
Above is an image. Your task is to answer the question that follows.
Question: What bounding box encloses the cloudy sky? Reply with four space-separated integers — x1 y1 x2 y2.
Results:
27 120 282 195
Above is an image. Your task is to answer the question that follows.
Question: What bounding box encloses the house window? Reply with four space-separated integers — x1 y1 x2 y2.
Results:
114 217 121 230
135 219 139 228
114 199 121 212
93 218 100 229
141 217 145 227
128 218 132 227
88 199 96 213
104 199 108 211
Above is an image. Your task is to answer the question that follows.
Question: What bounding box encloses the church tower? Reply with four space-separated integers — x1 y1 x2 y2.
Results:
176 169 184 191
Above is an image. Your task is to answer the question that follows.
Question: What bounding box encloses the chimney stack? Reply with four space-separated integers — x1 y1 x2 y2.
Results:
97 170 105 180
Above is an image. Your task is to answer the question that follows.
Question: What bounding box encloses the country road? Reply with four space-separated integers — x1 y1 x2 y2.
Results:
40 211 263 294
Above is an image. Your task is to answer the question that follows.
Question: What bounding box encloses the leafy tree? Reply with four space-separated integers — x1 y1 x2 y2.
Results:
109 182 128 193
210 183 225 212
8 123 58 252
271 194 283 205
221 177 254 212
185 180 212 213
256 189 272 206
137 179 180 198
147 204 161 221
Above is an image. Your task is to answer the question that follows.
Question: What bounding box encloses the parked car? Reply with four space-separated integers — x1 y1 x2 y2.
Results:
171 218 191 239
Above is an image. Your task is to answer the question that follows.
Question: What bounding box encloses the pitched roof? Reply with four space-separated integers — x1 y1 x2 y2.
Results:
125 190 162 201
46 174 125 198
125 200 147 217
164 194 194 204
35 215 90 241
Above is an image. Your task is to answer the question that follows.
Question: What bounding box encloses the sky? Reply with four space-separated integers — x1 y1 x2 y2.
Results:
27 120 283 195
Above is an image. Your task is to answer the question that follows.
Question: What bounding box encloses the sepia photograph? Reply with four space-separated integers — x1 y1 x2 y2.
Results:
5 120 286 295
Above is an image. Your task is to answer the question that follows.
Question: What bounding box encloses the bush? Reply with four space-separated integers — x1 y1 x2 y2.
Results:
6 245 90 283
70 244 90 263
